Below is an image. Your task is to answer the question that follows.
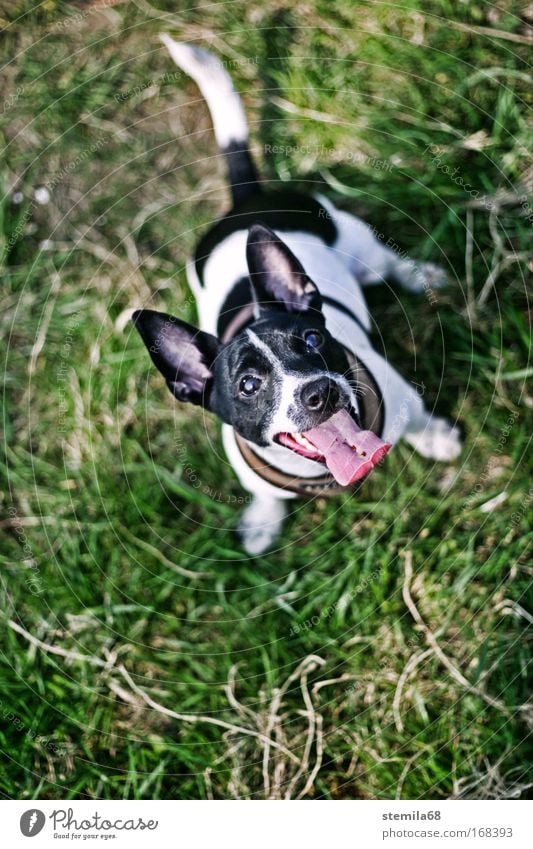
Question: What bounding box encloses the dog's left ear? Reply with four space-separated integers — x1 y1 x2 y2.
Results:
132 309 221 408
246 222 322 314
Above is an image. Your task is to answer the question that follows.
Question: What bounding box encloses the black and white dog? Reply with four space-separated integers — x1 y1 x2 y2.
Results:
133 35 461 554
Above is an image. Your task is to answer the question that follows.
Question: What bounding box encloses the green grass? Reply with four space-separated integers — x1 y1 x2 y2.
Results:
1 0 531 799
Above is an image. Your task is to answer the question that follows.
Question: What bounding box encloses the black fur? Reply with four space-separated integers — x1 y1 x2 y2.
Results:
222 140 260 205
211 313 352 445
132 310 220 408
133 226 354 448
247 223 322 314
194 190 337 284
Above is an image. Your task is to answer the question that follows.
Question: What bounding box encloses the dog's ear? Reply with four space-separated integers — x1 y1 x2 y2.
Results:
246 222 322 314
132 310 221 408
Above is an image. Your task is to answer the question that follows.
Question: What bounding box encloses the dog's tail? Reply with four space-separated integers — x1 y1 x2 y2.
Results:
160 34 260 205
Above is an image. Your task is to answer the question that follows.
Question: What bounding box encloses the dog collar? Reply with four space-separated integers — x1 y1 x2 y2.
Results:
232 346 385 498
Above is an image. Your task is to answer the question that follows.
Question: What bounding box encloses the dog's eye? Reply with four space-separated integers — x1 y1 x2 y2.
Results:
239 375 262 396
304 330 324 350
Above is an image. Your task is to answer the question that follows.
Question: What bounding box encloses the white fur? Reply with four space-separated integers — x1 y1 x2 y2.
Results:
245 328 279 366
204 211 461 544
237 495 287 556
316 194 449 292
166 45 461 553
222 424 298 501
160 34 249 149
199 219 431 455
244 329 359 441
404 415 462 461
195 229 372 336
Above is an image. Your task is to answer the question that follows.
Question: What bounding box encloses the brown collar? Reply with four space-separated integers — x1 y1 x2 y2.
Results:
232 344 385 498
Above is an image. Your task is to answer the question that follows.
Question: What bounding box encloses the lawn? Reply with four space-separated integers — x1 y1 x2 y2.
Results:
0 0 531 800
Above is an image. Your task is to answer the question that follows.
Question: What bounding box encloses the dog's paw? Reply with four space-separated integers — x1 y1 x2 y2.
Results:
417 262 449 290
237 498 287 556
238 524 279 556
405 417 462 462
399 261 449 294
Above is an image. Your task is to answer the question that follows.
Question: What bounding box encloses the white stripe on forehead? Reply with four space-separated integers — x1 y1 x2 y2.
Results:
245 326 359 436
245 328 282 367
245 327 358 408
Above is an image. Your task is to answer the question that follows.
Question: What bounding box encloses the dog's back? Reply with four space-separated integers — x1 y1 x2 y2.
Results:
132 37 461 554
160 35 259 206
160 35 372 348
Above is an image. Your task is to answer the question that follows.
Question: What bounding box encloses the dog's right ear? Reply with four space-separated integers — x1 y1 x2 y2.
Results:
132 309 221 408
246 222 322 314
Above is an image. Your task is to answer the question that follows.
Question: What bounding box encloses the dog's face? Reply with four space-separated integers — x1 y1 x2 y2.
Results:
134 223 389 485
209 310 355 445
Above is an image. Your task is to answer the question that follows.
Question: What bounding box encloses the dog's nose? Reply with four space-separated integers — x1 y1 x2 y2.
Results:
301 378 339 413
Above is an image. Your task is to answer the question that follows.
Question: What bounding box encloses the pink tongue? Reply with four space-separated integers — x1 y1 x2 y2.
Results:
303 409 391 486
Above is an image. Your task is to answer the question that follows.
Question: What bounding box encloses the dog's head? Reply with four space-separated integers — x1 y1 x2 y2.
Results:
133 223 390 485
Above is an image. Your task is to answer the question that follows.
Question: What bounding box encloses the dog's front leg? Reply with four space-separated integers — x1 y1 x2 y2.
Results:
222 425 291 555
325 203 449 294
383 378 462 462
237 496 287 556
404 413 462 462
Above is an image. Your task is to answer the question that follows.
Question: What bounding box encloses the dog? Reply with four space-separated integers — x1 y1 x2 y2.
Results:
133 35 462 555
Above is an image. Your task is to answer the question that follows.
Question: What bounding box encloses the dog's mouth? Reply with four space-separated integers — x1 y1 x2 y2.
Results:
275 409 391 486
